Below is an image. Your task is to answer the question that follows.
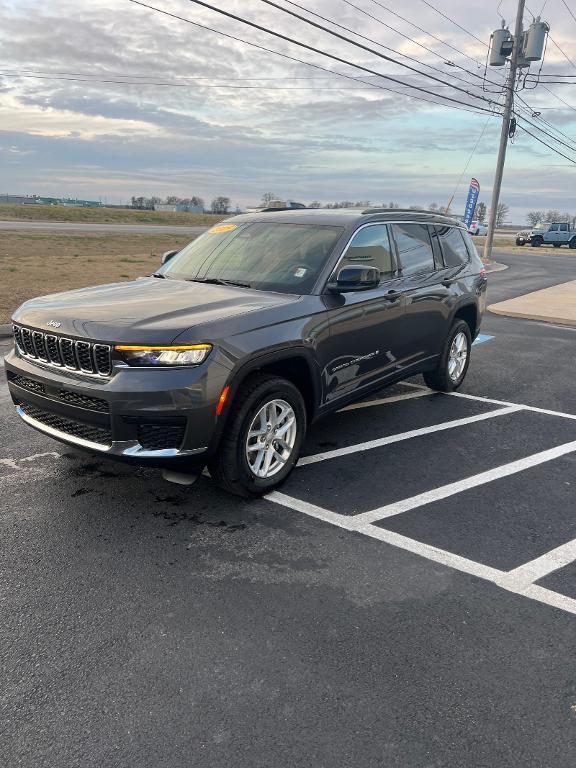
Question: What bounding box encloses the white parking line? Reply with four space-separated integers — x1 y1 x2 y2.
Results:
266 491 576 616
298 405 521 466
398 380 576 422
500 537 576 590
354 439 576 524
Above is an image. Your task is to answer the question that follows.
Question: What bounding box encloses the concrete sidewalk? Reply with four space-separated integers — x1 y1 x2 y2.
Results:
489 279 576 326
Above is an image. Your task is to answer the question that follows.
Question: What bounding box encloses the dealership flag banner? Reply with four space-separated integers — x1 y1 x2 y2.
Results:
463 178 480 228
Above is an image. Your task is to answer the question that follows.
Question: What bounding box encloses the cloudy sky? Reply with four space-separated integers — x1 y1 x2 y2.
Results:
1 0 575 221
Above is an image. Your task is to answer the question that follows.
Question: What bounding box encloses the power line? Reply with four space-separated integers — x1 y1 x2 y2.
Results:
173 0 497 112
418 0 489 47
0 71 484 90
338 0 490 76
365 0 502 77
278 0 503 92
126 0 496 115
517 113 576 152
256 0 497 105
517 122 576 163
560 0 576 26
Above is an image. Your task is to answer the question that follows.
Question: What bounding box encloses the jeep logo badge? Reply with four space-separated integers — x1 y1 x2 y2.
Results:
46 320 61 328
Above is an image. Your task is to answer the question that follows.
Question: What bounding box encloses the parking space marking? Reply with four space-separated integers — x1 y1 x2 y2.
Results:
354 439 576 524
298 405 521 466
500 538 576 590
399 381 576 422
268 491 576 616
339 388 434 412
472 334 494 346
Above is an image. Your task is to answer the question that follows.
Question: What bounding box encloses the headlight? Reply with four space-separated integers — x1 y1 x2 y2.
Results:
114 344 212 367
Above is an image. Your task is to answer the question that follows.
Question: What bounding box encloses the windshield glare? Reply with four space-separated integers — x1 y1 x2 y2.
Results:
161 222 343 294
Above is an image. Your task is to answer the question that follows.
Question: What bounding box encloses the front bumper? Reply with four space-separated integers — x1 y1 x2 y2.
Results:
5 349 231 467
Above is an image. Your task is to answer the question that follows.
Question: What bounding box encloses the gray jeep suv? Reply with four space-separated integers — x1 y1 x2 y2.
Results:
6 208 487 496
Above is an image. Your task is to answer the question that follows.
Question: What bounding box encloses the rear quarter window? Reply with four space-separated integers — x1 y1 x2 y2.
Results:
436 227 470 267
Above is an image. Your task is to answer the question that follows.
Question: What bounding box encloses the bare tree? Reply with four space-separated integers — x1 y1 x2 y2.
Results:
526 210 544 227
428 203 439 212
190 196 204 209
544 209 561 223
308 200 321 208
475 201 487 223
496 202 510 227
211 196 230 214
261 192 279 206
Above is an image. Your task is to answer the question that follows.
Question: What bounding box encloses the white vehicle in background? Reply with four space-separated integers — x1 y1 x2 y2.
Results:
468 220 488 236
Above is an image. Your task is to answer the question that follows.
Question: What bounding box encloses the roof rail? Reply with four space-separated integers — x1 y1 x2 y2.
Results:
362 207 437 215
259 205 308 213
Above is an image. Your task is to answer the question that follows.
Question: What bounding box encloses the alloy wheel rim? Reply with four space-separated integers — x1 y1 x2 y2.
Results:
245 399 297 479
448 331 468 381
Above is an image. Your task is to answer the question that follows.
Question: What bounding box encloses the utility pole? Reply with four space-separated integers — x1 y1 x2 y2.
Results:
484 0 525 260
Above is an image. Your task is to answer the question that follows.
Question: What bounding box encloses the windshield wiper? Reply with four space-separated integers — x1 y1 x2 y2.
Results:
188 277 252 288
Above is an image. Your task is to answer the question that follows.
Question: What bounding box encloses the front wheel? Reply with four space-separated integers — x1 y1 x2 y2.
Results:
531 237 543 247
208 374 306 497
423 320 472 392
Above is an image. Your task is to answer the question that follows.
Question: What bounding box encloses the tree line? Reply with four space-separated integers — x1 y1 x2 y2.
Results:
130 195 232 214
525 209 576 228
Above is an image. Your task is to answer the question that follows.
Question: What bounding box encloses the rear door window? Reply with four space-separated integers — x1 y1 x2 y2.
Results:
392 224 435 276
341 224 395 281
435 226 470 267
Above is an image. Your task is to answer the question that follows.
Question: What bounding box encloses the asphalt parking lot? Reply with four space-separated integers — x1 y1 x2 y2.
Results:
1 248 576 767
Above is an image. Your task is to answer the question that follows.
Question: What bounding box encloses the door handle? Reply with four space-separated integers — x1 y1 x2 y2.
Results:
384 290 402 300
442 278 455 287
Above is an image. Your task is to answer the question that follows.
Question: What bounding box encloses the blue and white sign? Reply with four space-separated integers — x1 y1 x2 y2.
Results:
463 178 480 229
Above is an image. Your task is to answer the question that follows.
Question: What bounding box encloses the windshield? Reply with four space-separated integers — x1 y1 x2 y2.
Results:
160 222 343 294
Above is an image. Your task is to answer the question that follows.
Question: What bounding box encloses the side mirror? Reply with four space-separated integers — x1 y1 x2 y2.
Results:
329 265 380 292
161 249 179 265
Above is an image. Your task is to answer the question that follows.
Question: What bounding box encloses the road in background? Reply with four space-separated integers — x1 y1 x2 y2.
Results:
0 220 209 235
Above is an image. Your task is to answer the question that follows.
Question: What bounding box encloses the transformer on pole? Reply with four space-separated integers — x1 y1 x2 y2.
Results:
483 8 549 261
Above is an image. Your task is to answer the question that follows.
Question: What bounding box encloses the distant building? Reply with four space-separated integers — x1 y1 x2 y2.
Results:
154 203 204 213
0 194 102 207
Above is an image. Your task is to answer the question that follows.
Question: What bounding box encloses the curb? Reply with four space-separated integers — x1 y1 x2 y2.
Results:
0 324 12 339
488 306 576 327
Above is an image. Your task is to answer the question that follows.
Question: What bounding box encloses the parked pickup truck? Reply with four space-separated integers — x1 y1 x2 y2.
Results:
516 222 576 248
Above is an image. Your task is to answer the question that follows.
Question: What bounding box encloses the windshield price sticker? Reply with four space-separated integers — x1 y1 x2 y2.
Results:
208 224 238 235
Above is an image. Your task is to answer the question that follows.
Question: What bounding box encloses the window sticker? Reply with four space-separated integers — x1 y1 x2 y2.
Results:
294 267 307 278
208 223 238 235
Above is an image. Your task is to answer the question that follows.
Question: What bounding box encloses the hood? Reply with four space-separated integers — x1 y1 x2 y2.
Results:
12 277 300 344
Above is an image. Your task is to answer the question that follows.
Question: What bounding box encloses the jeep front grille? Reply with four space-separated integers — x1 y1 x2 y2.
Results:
13 325 112 376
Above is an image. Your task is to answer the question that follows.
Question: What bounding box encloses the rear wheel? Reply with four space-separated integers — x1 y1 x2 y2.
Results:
423 320 472 392
569 239 576 249
208 373 306 497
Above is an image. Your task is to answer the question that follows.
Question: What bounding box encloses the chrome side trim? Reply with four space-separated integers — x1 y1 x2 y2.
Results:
16 405 112 453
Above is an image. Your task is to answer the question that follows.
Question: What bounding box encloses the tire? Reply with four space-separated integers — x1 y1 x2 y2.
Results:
569 239 576 249
531 236 543 247
516 238 525 246
423 320 472 393
208 373 306 497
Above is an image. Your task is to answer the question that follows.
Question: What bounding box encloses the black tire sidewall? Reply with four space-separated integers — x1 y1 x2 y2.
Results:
233 380 306 495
